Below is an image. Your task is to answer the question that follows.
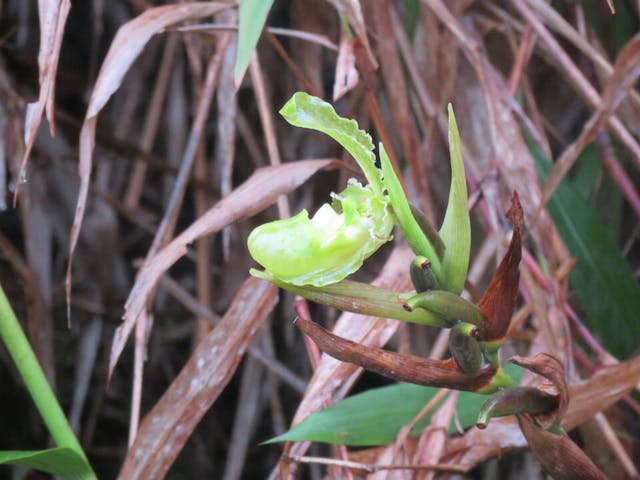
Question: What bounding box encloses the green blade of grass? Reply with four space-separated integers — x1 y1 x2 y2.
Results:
266 365 521 446
234 0 274 86
0 448 94 480
0 283 96 478
533 145 640 359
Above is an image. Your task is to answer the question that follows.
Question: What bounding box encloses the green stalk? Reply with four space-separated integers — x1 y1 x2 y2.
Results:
0 283 88 462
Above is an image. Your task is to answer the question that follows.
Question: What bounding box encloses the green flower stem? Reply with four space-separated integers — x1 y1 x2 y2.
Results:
0 283 89 463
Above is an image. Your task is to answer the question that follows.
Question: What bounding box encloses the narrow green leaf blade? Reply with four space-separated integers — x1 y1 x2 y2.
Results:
438 104 470 294
379 144 442 275
267 366 522 446
533 146 640 358
234 0 274 85
0 448 96 480
279 92 383 193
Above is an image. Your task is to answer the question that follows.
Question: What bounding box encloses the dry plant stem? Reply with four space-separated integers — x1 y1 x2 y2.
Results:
157 274 306 393
282 454 469 474
373 2 423 200
124 34 179 208
594 412 638 478
195 144 213 341
128 35 230 445
222 355 264 480
265 30 321 97
506 22 535 96
295 297 322 370
216 6 238 262
512 0 640 173
173 24 339 51
365 91 404 187
249 53 290 218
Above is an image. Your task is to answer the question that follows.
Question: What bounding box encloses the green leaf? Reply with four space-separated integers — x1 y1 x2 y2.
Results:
266 365 522 446
438 105 470 294
234 0 274 85
379 144 442 276
279 92 383 193
533 146 640 358
0 448 96 480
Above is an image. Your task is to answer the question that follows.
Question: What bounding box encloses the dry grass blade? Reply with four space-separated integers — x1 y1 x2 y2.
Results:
112 159 343 377
541 34 640 206
333 32 359 101
117 277 278 479
18 0 71 191
326 0 377 69
67 2 231 320
512 0 640 172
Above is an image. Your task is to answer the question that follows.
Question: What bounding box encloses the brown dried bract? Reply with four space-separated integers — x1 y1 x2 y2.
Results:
477 192 524 343
295 316 497 392
511 353 568 428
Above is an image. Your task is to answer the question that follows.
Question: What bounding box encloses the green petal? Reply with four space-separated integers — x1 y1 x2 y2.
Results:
279 92 383 193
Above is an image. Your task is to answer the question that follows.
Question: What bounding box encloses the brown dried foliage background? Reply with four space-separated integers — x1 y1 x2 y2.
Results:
0 1 638 479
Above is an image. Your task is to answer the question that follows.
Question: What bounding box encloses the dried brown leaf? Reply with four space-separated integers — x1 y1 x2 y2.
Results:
510 353 568 427
296 316 497 391
517 415 606 480
117 277 278 479
477 192 523 343
19 0 71 184
112 159 343 377
332 32 359 101
68 2 232 319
